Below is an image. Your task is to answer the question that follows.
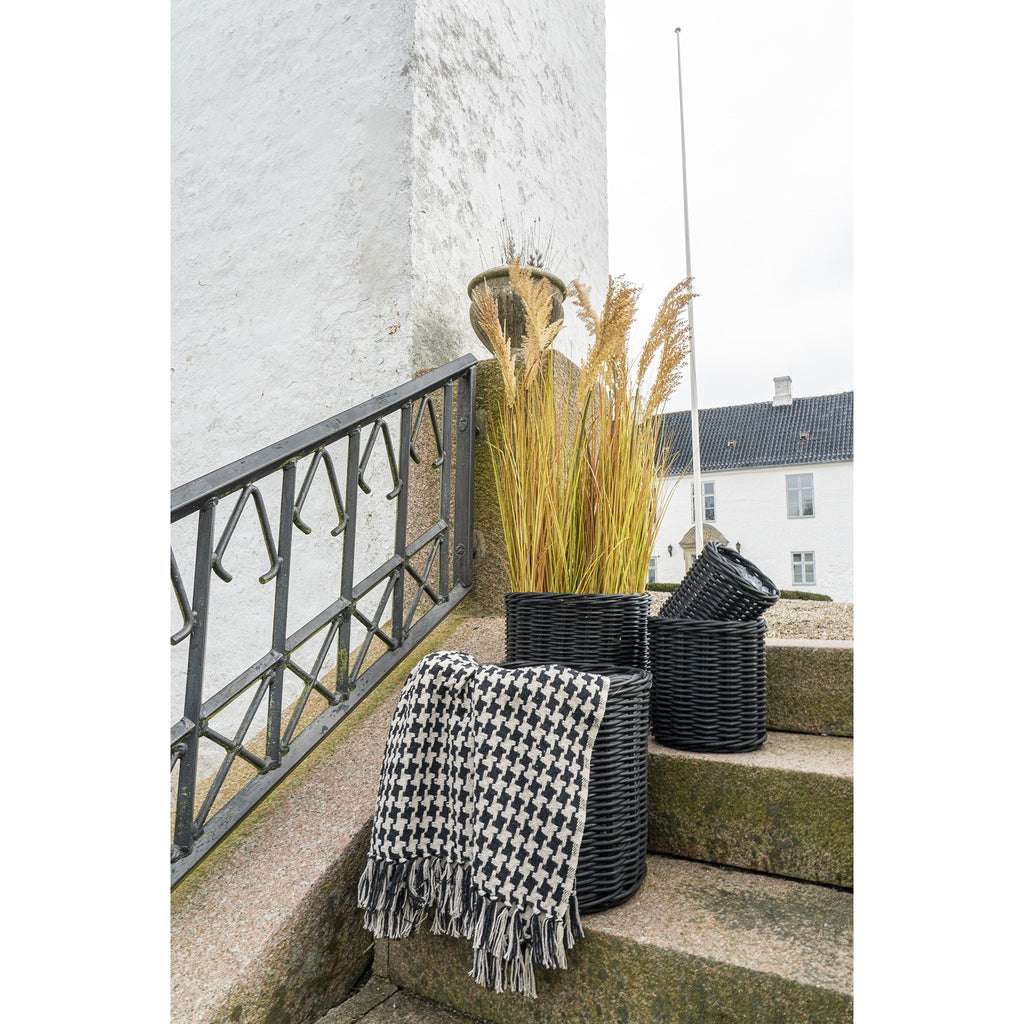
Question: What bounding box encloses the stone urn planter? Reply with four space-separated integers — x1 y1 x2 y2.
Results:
467 265 567 355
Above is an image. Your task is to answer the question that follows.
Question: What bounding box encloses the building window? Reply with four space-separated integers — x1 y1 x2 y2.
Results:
792 551 816 585
648 557 658 584
786 473 814 517
690 481 716 522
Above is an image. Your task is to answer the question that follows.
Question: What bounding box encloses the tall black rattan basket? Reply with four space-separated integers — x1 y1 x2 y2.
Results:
659 542 779 622
648 617 767 753
503 592 651 913
573 667 650 913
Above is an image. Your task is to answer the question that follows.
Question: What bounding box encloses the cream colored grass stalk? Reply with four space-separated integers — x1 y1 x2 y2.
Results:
476 260 693 595
566 275 694 594
473 261 576 592
566 388 667 593
471 278 517 400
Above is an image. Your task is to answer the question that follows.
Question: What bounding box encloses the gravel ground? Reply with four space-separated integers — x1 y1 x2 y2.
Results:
762 598 853 640
649 593 853 640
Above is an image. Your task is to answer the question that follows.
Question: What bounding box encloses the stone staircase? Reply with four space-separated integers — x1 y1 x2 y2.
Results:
171 614 851 1024
349 634 854 1024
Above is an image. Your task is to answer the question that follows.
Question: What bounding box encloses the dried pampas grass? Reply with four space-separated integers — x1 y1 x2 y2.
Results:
485 261 696 594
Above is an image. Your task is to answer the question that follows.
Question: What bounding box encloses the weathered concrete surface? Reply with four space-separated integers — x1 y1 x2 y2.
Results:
316 978 398 1024
172 0 607 478
170 612 853 1020
316 978 484 1024
648 732 853 888
377 855 852 1024
465 358 510 616
170 613 486 1024
767 639 853 736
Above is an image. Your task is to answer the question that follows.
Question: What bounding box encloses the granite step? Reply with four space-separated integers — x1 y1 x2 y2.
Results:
766 639 852 736
647 730 853 888
315 977 487 1024
376 853 853 1024
169 614 482 1024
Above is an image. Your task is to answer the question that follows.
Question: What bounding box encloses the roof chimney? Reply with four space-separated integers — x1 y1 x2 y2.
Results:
772 376 793 406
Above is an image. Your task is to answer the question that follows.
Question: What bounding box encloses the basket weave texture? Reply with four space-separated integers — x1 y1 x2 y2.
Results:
659 542 779 622
503 591 651 914
649 617 767 753
504 591 651 670
573 667 650 913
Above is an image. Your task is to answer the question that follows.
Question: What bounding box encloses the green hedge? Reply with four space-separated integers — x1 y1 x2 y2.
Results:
647 583 833 602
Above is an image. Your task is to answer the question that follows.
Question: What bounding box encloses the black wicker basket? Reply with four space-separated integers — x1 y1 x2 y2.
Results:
503 591 651 914
504 662 651 916
504 592 651 670
576 666 650 913
659 542 779 622
648 617 767 753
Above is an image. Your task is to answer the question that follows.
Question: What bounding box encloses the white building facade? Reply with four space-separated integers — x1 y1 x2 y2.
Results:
651 378 854 603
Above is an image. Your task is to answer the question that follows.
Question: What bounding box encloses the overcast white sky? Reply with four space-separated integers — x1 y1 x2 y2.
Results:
605 1 852 411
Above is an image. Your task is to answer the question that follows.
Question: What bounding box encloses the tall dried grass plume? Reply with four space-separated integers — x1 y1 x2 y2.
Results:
486 265 695 595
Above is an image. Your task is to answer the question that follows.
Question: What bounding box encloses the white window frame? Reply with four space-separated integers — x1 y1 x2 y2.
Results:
648 557 658 584
792 551 816 585
786 473 814 518
690 480 716 523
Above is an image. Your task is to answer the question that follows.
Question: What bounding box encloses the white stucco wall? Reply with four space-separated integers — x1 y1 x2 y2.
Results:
408 0 608 369
172 0 418 482
170 1 608 765
652 461 854 603
172 0 606 488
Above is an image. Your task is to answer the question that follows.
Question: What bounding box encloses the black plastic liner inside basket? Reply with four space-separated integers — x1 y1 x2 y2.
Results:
659 542 779 621
503 660 651 915
648 618 767 753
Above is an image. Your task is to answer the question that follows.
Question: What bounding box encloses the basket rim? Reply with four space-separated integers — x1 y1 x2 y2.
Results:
505 591 651 600
649 616 767 630
499 660 652 686
702 542 780 599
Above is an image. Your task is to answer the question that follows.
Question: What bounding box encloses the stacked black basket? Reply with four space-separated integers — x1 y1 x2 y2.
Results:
650 543 779 753
504 592 651 914
659 542 779 621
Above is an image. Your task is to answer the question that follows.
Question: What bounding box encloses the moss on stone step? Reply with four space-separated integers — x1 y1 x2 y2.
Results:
767 644 853 737
647 739 853 888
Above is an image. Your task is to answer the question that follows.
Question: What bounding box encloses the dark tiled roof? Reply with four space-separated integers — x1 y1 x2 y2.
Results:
657 392 854 474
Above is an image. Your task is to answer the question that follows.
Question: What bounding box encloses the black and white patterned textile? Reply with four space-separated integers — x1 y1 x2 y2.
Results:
356 651 610 998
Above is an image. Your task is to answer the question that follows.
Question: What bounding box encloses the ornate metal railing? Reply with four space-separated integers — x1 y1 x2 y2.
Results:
170 354 476 886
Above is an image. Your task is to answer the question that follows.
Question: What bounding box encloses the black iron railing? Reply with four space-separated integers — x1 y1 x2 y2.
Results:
170 355 476 886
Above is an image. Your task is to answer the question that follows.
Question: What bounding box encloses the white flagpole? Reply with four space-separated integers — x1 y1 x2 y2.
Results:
675 26 704 558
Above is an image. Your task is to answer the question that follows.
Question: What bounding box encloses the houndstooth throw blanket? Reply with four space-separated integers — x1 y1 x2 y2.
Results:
356 651 610 998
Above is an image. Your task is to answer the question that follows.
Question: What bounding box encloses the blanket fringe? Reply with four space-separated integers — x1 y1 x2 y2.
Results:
430 858 474 938
358 855 476 941
467 890 585 996
357 855 584 998
356 857 428 939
